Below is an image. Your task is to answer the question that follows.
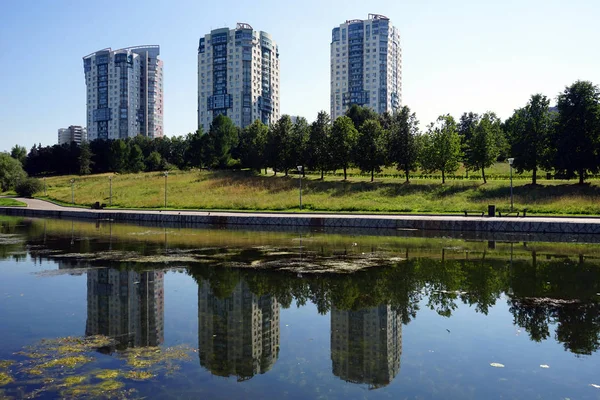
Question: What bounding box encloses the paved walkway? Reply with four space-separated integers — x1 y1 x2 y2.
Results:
6 197 600 224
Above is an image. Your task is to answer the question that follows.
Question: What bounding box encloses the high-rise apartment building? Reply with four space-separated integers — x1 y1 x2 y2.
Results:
198 278 280 380
330 14 401 121
331 304 402 389
83 46 164 141
58 125 87 146
198 23 280 132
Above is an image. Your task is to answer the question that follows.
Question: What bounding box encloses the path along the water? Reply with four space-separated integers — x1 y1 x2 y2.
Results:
1 197 600 237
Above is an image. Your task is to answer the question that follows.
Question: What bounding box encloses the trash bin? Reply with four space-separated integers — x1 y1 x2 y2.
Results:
488 204 496 217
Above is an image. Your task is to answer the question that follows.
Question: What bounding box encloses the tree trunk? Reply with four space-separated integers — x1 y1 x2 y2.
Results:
264 167 267 175
405 167 410 183
274 169 277 176
532 167 537 185
465 169 469 178
285 169 288 177
320 169 324 180
579 169 585 184
343 166 347 181
482 167 487 184
442 170 445 184
371 169 374 182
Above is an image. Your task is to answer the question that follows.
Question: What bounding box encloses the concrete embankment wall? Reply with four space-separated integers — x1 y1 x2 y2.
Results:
1 207 600 237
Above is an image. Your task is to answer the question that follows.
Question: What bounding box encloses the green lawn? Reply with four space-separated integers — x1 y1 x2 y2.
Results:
0 198 27 207
39 168 600 216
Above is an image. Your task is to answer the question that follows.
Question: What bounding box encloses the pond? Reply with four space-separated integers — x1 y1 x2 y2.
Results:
0 216 599 399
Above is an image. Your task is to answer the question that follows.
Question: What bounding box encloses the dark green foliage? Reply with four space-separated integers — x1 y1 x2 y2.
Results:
505 94 552 185
202 115 239 169
128 144 145 173
289 117 310 174
420 115 461 184
307 111 331 179
552 81 600 184
265 115 293 175
78 141 93 175
109 140 129 172
387 106 420 182
465 112 502 183
10 145 27 166
353 119 386 182
237 120 269 172
329 116 358 180
145 151 164 172
15 177 43 197
0 153 27 191
345 104 378 131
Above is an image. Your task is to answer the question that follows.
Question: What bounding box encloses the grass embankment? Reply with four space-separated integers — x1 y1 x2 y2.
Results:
0 198 27 207
38 168 600 216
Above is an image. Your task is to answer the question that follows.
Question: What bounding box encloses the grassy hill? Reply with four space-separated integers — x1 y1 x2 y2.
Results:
36 167 600 216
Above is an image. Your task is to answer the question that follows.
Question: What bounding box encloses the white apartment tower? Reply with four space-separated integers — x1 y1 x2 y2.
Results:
198 23 280 132
58 125 87 146
83 46 164 141
330 14 402 121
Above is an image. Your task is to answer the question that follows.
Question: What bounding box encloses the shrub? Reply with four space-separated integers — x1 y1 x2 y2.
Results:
15 177 43 198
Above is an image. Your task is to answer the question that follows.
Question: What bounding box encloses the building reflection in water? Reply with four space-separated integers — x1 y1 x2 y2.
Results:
86 268 165 349
198 279 280 381
331 305 402 389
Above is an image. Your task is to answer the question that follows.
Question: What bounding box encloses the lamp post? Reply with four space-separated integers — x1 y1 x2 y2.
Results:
164 171 168 208
109 175 113 206
507 158 514 212
70 179 75 205
43 177 47 196
297 166 303 210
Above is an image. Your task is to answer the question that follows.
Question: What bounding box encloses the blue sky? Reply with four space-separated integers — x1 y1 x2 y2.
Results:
1 0 599 152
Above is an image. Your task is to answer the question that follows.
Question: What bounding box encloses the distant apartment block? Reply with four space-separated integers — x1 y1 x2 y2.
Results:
83 46 164 141
331 304 402 389
330 14 402 121
58 125 87 145
198 23 280 132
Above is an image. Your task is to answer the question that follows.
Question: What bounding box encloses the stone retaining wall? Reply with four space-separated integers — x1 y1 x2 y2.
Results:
1 207 600 238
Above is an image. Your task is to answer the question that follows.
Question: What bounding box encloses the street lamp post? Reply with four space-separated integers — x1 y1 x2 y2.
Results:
70 179 75 205
164 171 168 208
297 166 303 210
109 175 113 206
508 158 515 212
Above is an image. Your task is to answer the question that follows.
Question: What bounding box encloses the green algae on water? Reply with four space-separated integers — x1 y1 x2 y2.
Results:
94 369 120 380
0 371 14 386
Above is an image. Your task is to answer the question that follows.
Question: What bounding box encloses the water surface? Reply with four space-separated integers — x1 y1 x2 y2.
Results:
0 217 599 399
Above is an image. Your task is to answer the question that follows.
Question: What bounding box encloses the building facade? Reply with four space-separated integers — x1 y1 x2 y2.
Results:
58 125 87 146
331 304 402 389
198 278 280 380
330 14 402 121
198 23 280 132
83 46 164 141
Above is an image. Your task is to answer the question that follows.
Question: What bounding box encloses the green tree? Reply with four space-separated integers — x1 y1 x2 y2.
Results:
388 106 420 183
145 151 163 172
329 116 358 180
289 117 310 176
420 115 461 184
0 153 27 192
505 94 552 185
457 112 480 177
308 111 331 179
354 119 386 182
237 120 269 172
266 115 294 175
466 112 502 183
553 81 600 184
78 141 93 175
346 104 378 131
10 145 27 166
109 140 129 172
128 144 145 172
202 115 239 169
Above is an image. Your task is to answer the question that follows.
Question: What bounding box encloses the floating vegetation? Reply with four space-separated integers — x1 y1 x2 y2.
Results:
0 371 14 386
490 363 505 368
1 335 194 399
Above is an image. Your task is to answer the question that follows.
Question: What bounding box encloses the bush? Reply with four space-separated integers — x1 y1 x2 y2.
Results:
15 177 43 198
